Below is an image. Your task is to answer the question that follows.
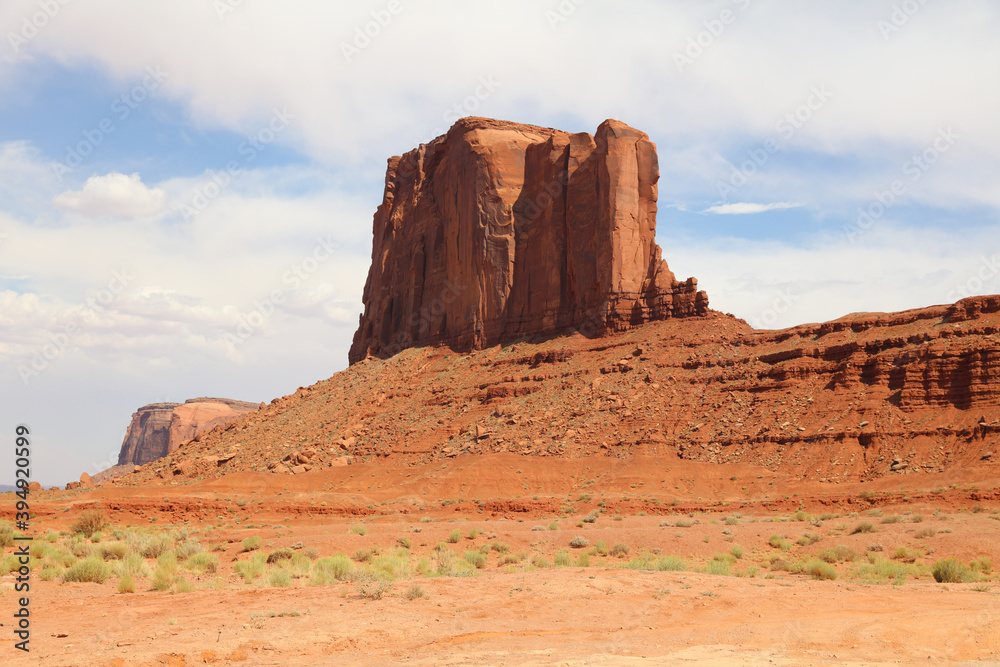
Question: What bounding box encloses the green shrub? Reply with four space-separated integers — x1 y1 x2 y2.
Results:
311 554 353 584
796 533 822 547
706 559 731 576
554 550 571 567
972 556 992 574
268 569 292 587
100 542 127 561
119 554 147 578
62 556 112 583
916 527 937 539
675 518 695 528
805 560 837 580
266 548 295 564
69 540 94 559
372 552 411 579
117 574 136 593
463 551 487 569
468 529 481 539
40 566 60 581
932 558 975 583
569 536 589 549
880 514 904 524
175 539 203 560
0 526 15 548
576 552 591 567
592 540 609 556
349 525 366 536
70 510 109 538
547 523 558 531
730 545 745 559
655 555 688 571
610 543 630 558
234 554 266 584
242 536 263 552
819 545 858 563
397 537 412 549
582 511 600 524
851 522 876 535
355 571 393 599
858 555 912 582
173 577 195 593
130 533 171 559
768 534 791 550
406 583 427 600
90 531 103 543
352 548 376 563
185 552 219 574
491 541 510 554
447 530 461 544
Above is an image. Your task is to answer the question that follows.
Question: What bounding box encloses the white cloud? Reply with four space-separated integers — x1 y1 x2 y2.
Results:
702 202 802 215
53 172 166 218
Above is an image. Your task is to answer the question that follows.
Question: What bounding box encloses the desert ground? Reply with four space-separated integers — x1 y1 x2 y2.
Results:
3 455 999 666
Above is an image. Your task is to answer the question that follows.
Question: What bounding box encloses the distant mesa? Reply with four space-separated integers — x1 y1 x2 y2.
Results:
115 397 260 467
350 117 708 365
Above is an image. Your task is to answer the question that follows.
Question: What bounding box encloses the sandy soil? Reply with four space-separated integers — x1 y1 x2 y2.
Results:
3 455 1000 665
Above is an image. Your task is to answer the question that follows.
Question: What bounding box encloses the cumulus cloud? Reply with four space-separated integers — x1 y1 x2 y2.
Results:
53 172 166 218
702 202 802 215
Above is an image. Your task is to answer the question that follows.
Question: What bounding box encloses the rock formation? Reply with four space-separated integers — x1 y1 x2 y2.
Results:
349 117 708 365
120 294 1000 486
116 397 259 467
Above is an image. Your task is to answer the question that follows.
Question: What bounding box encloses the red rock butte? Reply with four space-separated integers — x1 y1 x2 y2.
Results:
349 117 708 365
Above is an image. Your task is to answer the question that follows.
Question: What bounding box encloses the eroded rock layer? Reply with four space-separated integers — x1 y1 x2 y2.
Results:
349 117 708 364
120 295 1000 485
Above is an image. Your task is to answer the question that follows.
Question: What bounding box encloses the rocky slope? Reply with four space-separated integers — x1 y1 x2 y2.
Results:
115 398 260 467
116 295 1000 486
349 117 707 364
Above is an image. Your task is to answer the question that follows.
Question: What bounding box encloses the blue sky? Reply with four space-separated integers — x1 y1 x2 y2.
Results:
1 0 998 486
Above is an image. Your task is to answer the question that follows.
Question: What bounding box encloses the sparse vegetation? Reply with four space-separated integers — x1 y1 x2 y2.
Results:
242 536 263 552
851 521 877 535
70 510 109 538
62 556 112 583
932 558 975 583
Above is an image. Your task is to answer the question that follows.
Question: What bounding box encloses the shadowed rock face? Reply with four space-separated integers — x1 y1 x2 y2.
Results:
349 117 708 365
116 398 259 466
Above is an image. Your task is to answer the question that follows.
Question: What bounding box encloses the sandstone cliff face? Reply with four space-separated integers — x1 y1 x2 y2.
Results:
349 117 708 365
116 398 258 466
